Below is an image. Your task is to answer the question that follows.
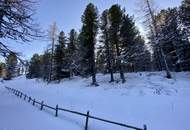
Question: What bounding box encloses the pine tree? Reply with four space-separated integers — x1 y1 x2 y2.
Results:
5 53 18 79
124 36 151 72
96 46 107 73
179 0 190 70
108 4 126 83
54 31 67 81
67 29 78 76
78 31 86 75
180 0 190 38
100 9 114 82
80 3 99 86
41 50 51 81
120 14 143 70
27 54 41 79
156 7 190 71
0 62 5 77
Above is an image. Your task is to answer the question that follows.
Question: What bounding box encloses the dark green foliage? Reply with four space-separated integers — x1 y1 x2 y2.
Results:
67 29 79 76
26 2 190 84
180 0 190 37
0 62 5 77
99 9 114 82
96 46 107 73
54 31 67 81
41 51 51 81
98 5 151 82
27 54 41 78
155 7 190 71
5 53 18 79
120 15 139 53
123 36 151 72
68 29 78 53
80 3 99 85
108 4 126 83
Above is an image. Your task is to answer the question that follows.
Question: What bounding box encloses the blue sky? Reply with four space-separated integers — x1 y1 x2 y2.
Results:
10 0 183 60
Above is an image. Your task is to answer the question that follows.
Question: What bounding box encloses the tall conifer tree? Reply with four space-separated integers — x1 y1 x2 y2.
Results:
80 3 99 86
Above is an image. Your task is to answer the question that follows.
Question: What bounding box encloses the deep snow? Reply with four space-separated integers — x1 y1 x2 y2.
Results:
0 72 190 130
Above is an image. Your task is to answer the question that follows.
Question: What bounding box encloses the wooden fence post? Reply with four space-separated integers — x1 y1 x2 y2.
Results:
143 125 147 130
41 101 44 110
24 94 26 100
28 97 31 102
33 99 35 106
55 104 58 117
20 92 22 98
85 111 90 130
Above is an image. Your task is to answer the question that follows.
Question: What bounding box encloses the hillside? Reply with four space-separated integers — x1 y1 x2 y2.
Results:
0 72 190 130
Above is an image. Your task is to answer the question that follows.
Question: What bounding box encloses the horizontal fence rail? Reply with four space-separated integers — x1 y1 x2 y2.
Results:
4 86 147 130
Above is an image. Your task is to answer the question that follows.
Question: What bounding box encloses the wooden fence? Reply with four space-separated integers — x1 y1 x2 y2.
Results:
4 86 147 130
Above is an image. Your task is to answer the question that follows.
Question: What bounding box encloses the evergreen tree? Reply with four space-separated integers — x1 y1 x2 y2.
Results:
100 9 114 82
0 62 5 77
96 46 107 73
99 5 149 81
123 36 151 72
78 31 86 75
179 0 190 70
108 4 126 83
67 29 79 76
120 14 147 72
5 53 18 79
80 3 99 86
54 31 67 81
156 8 190 71
180 0 190 38
27 54 41 79
41 50 51 81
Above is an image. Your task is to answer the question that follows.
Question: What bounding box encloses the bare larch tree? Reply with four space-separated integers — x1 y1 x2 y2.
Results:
0 0 41 63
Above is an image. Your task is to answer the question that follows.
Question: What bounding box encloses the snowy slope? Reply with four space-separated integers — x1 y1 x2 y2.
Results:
0 72 190 130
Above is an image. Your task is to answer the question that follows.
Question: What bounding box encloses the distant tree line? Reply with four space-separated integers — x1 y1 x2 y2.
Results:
27 1 190 85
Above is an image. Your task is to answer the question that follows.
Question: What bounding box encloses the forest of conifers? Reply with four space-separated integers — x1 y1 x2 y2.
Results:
2 0 190 85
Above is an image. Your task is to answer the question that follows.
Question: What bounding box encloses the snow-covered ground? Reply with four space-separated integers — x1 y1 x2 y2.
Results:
0 72 190 130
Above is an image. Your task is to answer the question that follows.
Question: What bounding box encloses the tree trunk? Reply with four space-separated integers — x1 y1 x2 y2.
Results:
91 48 98 86
155 48 162 71
160 47 172 78
48 37 55 82
105 31 114 82
115 39 126 83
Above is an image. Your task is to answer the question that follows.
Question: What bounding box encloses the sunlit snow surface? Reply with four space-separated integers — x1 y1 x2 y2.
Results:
0 72 190 130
